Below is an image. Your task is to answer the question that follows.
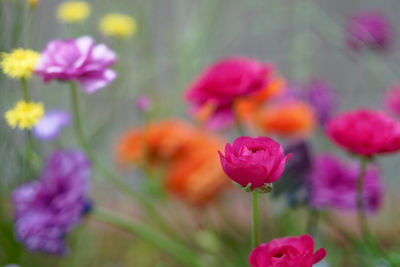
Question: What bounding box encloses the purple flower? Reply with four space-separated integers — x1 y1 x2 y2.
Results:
32 110 71 141
384 83 400 116
306 79 337 124
135 95 151 112
346 10 393 51
35 36 117 93
12 150 91 254
309 154 382 213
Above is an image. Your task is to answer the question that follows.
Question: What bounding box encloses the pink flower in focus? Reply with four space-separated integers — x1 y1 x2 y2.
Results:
249 235 326 267
218 136 292 189
346 10 393 51
185 57 271 129
384 83 400 115
325 109 400 157
309 154 382 213
35 36 117 93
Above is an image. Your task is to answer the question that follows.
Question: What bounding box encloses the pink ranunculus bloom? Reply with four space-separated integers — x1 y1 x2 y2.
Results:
384 83 400 116
346 10 393 51
249 234 326 267
218 136 292 189
35 36 117 94
325 108 400 157
309 154 382 213
185 57 272 129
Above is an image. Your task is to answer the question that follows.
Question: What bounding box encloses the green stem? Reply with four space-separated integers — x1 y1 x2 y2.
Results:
306 208 319 237
68 82 176 236
357 157 370 241
21 78 35 167
252 190 259 249
357 157 395 265
234 103 245 136
21 78 29 101
91 207 203 267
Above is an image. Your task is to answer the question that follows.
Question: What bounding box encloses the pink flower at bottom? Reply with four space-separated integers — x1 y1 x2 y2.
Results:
249 235 326 267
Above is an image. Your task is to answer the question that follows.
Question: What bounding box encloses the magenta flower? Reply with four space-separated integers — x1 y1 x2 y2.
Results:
306 79 337 125
12 150 91 254
346 10 393 51
384 83 400 116
218 136 292 189
309 154 382 213
249 235 326 267
326 109 400 157
32 110 71 141
35 36 117 93
185 57 271 129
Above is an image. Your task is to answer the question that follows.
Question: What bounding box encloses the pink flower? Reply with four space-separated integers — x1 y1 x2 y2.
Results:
35 36 117 94
185 57 271 129
218 136 292 189
135 95 151 112
309 154 382 213
325 109 400 157
384 83 400 115
249 235 326 267
346 10 393 51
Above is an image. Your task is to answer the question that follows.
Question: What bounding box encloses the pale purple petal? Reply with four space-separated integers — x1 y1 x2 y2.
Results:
77 69 117 94
32 110 71 141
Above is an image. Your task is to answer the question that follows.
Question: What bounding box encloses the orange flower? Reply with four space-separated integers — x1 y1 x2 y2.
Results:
257 100 316 137
165 135 229 205
115 119 230 205
236 73 286 122
115 120 195 166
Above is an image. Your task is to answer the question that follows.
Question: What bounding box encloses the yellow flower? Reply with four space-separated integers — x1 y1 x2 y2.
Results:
1 49 40 79
57 1 91 23
28 0 39 8
99 13 137 39
5 100 44 130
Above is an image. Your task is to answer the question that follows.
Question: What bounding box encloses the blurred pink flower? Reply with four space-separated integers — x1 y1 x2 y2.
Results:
309 154 382 213
325 109 400 157
218 136 291 189
185 57 271 129
35 36 117 93
135 95 151 112
384 83 400 115
346 10 393 51
249 234 326 267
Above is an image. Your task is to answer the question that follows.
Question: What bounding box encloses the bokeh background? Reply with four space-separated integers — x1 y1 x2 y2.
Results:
1 0 400 266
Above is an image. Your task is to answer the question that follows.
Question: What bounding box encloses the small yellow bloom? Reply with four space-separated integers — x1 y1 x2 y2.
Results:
57 1 91 23
99 13 137 39
5 100 44 130
1 49 40 79
28 0 39 8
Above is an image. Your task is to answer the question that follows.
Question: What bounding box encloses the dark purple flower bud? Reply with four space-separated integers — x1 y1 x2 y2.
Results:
346 10 393 51
306 79 337 125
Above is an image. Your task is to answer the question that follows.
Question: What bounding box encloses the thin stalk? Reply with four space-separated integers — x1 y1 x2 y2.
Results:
306 208 319 237
357 157 395 265
234 103 245 136
21 78 35 165
91 207 203 267
252 190 259 249
68 82 176 236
